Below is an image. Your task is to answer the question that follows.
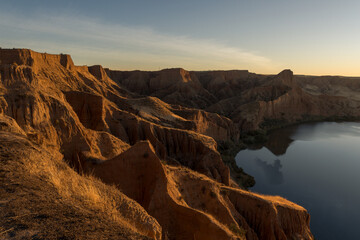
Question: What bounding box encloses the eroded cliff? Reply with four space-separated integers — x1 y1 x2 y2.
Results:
109 68 360 131
0 48 317 239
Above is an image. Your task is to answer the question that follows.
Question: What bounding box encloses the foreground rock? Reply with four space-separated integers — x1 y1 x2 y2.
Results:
0 129 161 239
85 140 312 240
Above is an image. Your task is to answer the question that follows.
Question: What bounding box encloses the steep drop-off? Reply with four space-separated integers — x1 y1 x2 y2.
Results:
0 48 319 239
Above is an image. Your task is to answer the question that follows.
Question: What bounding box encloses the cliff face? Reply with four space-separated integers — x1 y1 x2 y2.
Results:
0 48 74 72
109 68 360 131
86 141 235 240
233 71 360 130
0 49 315 239
84 140 312 240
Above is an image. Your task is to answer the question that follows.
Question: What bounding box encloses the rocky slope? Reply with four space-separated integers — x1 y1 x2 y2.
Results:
108 68 360 131
0 120 161 239
84 140 312 240
0 48 320 239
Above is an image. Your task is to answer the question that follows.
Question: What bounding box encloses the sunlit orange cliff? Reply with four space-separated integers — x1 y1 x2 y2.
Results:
6 48 360 239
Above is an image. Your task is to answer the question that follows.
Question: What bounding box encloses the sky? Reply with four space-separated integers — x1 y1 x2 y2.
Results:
1 0 360 76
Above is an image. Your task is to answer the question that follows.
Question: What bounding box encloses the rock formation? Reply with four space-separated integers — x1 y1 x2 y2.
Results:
0 48 325 239
84 140 312 240
108 68 360 131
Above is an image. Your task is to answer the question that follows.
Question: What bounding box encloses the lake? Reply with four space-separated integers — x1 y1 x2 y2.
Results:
236 122 360 240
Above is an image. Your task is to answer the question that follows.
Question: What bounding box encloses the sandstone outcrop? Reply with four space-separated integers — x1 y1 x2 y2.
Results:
0 48 318 239
107 68 217 109
0 49 231 183
85 140 312 240
109 68 360 132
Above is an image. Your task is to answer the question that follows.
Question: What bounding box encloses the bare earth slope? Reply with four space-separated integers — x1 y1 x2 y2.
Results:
0 123 161 239
0 48 325 239
109 68 360 131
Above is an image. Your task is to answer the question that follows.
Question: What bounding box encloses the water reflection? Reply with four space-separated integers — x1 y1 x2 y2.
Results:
236 122 360 240
265 127 295 155
250 122 360 156
254 158 284 185
248 125 296 156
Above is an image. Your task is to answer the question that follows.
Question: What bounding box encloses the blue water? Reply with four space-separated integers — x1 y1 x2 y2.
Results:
236 122 360 240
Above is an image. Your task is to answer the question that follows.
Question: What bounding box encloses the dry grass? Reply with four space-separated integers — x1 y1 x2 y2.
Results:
25 155 126 223
0 132 159 239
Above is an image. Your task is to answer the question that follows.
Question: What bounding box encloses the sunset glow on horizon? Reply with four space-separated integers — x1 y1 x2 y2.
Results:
1 0 360 76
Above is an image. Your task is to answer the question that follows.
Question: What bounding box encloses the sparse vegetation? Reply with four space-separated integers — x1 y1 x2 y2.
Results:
201 186 206 194
209 190 217 198
218 140 255 189
200 202 206 210
0 135 158 239
240 129 268 145
220 188 229 197
25 157 124 222
259 118 288 130
229 223 247 237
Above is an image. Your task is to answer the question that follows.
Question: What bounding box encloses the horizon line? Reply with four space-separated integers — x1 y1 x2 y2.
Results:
2 47 360 78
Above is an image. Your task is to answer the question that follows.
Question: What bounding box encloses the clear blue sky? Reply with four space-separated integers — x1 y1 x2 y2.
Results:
1 0 360 75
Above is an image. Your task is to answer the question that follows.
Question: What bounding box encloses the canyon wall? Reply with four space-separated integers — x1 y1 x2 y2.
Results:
0 48 328 239
108 68 360 131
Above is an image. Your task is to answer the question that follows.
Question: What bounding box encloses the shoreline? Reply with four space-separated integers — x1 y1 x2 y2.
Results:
220 116 360 189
